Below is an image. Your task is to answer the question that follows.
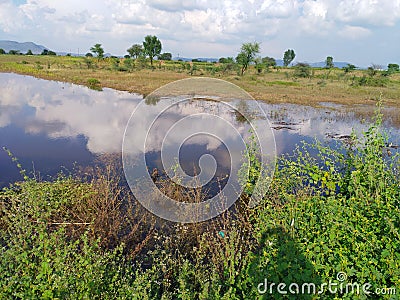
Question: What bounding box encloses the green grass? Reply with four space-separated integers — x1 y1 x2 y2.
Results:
1 105 399 298
1 54 400 107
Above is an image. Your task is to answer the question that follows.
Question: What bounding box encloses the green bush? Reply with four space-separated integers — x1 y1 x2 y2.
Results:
87 78 101 90
353 76 388 87
294 63 312 78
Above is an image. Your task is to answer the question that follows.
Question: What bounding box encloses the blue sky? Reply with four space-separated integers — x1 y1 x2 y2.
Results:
1 0 399 67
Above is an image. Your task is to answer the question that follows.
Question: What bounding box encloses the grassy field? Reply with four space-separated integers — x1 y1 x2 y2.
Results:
1 54 400 107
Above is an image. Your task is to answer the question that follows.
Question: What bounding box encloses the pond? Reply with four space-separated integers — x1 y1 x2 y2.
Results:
1 73 399 189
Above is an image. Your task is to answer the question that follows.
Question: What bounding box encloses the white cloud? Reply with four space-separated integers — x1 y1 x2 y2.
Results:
338 25 371 39
0 0 399 65
335 0 400 26
258 0 297 18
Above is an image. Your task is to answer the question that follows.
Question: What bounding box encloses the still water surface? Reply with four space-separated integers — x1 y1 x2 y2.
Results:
0 73 399 188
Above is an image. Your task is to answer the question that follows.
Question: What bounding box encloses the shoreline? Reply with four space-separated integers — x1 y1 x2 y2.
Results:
1 55 399 107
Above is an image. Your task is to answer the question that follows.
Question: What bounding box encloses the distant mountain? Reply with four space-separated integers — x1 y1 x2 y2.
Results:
275 60 353 68
0 40 47 54
308 61 353 69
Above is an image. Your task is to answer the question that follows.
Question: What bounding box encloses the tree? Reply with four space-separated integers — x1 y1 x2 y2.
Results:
0 48 5 54
127 44 143 59
8 50 20 55
85 52 93 57
262 56 276 68
387 63 399 73
26 49 33 55
236 42 260 75
283 49 295 67
343 63 356 73
325 56 334 68
294 62 311 78
90 43 104 59
254 57 264 74
219 57 234 64
142 35 162 66
367 64 382 77
158 52 172 61
41 49 56 56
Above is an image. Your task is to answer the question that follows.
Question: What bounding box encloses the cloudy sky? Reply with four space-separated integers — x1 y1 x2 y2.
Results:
0 0 399 66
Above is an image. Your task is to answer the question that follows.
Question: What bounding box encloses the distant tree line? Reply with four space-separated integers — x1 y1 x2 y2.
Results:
1 36 398 78
0 48 56 55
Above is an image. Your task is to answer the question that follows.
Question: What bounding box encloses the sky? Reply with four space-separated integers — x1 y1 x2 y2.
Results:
0 0 399 67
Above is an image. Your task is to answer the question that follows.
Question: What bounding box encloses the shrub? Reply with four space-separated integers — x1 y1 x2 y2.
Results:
294 63 312 78
86 78 101 90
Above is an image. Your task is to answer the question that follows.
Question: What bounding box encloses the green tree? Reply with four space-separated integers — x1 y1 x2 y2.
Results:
219 57 234 64
90 43 104 59
283 49 295 67
294 62 311 78
0 48 5 54
254 57 264 74
325 56 334 68
387 63 399 73
262 56 276 68
26 49 33 55
158 52 172 61
343 63 356 73
8 50 20 55
142 35 162 66
41 49 49 55
85 52 93 57
127 44 143 59
236 42 260 75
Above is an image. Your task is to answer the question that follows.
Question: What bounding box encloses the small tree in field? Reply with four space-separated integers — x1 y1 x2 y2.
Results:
90 43 104 59
283 49 295 67
343 63 356 73
325 56 334 68
262 56 276 68
143 35 162 66
26 49 33 55
387 63 399 73
294 63 311 78
158 52 172 61
127 44 143 59
236 42 260 75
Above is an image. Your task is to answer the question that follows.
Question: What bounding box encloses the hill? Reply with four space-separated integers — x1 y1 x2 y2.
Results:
0 40 47 54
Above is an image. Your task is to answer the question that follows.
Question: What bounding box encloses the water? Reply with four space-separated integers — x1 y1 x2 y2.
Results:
1 73 399 188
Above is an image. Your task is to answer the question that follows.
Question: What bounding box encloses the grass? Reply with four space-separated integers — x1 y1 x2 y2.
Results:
1 54 400 106
0 106 399 298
